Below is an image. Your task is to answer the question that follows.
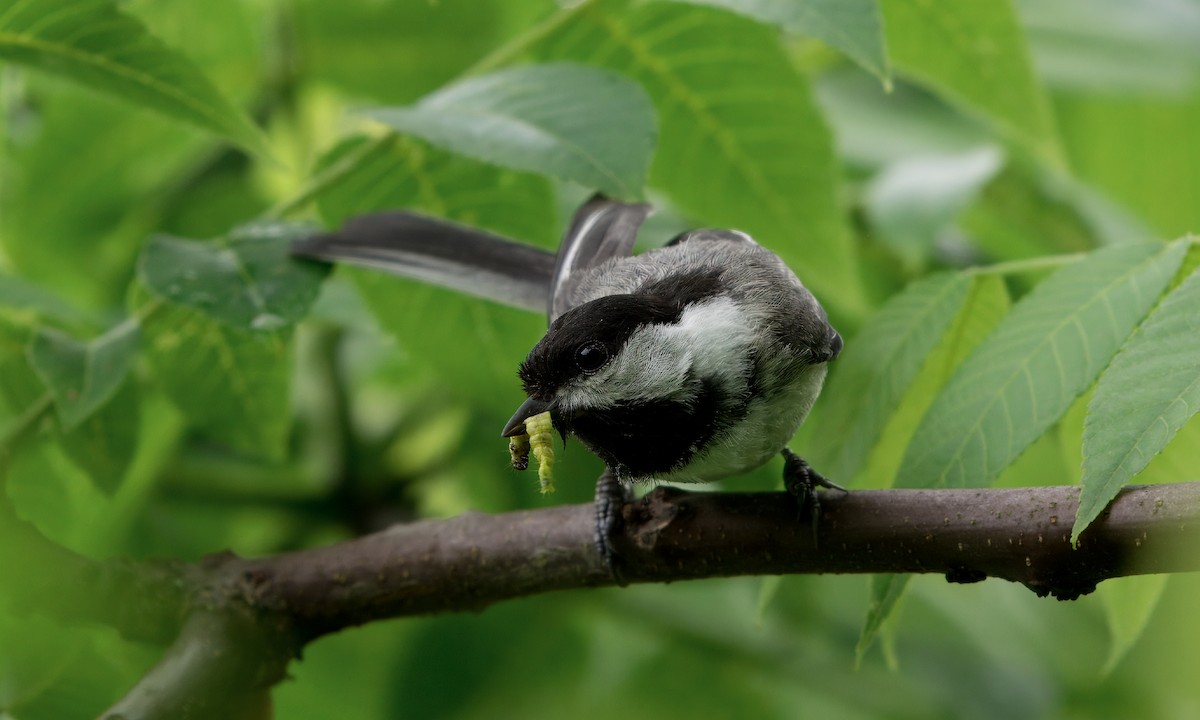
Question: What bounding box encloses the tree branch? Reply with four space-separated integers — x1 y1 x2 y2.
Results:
231 482 1200 628
6 482 1198 718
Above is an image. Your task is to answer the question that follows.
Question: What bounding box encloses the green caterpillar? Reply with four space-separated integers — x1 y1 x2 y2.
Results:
508 410 555 493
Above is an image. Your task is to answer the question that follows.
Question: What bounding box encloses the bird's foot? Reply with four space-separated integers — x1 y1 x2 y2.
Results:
594 467 631 585
781 448 846 543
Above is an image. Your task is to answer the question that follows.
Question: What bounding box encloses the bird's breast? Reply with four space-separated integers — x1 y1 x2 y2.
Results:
648 361 829 484
563 376 736 479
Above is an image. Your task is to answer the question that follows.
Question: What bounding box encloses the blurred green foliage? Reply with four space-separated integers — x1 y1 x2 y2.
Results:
2 0 1200 717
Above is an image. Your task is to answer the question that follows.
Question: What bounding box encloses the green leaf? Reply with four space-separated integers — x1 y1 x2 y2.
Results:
1125 415 1200 488
291 0 550 104
57 377 139 495
1096 575 1169 676
0 0 270 309
23 319 140 494
852 274 1010 488
848 278 1009 656
0 81 214 309
534 0 867 317
959 161 1107 263
1056 94 1200 239
812 272 973 484
368 63 656 200
864 146 1004 269
0 275 89 331
0 0 268 155
753 576 784 628
313 136 555 416
139 221 329 331
671 0 890 82
27 322 138 429
0 611 144 719
140 300 291 459
1021 0 1200 95
879 0 1061 165
856 573 908 664
897 240 1188 489
0 318 45 423
0 614 83 713
314 135 557 245
1075 264 1200 541
815 67 992 168
1177 241 1200 286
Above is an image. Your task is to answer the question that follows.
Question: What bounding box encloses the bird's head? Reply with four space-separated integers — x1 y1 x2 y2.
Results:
501 291 690 443
501 269 759 475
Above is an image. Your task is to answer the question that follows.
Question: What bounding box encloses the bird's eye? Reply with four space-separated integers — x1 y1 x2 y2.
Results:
575 341 609 374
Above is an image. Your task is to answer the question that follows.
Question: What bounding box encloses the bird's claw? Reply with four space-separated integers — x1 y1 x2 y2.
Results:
594 467 631 585
782 449 845 544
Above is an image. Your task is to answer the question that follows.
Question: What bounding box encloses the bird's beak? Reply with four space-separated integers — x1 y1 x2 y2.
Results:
813 329 843 363
827 329 844 360
501 397 553 437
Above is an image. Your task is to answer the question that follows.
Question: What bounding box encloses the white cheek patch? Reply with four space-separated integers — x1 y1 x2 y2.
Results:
559 296 755 410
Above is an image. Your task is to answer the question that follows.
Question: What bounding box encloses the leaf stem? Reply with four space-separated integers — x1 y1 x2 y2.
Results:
463 0 597 77
969 253 1084 277
263 134 396 220
0 392 54 456
262 1 597 220
132 296 167 325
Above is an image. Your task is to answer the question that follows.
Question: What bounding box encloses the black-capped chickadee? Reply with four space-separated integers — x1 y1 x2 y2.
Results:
294 197 843 576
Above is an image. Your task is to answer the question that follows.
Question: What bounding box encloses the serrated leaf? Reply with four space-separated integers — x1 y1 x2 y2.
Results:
1096 574 1168 676
368 63 656 200
856 573 908 664
811 272 972 483
0 0 268 155
139 221 329 331
1125 416 1200 488
1175 241 1200 289
897 240 1188 489
852 278 1010 659
671 0 890 82
27 322 138 429
1075 264 1200 541
880 0 1061 165
854 274 1010 488
141 301 291 459
534 0 867 317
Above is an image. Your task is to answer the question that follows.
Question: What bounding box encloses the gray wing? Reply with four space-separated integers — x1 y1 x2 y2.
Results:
292 212 556 313
549 196 652 321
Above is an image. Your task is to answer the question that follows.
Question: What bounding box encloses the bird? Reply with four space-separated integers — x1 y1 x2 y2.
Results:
293 196 843 577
